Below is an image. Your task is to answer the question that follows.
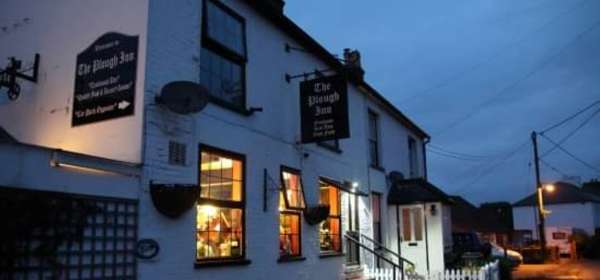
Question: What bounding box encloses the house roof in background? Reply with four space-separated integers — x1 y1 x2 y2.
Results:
513 181 600 207
451 196 513 233
582 180 600 197
388 178 453 205
244 0 429 139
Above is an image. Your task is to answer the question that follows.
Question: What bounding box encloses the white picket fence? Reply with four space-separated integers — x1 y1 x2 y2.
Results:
365 260 499 280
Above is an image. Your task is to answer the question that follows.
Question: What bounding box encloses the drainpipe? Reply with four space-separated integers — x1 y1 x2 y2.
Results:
423 202 430 272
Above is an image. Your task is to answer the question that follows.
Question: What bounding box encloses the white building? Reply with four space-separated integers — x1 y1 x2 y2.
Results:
513 181 600 239
0 0 452 279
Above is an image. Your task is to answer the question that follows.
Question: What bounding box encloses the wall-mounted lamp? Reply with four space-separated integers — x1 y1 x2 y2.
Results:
429 204 437 216
50 150 140 177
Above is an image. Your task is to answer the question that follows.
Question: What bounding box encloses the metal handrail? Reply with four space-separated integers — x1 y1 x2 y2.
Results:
344 232 403 280
357 232 415 268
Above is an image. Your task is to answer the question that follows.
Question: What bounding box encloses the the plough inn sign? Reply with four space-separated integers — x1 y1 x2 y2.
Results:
300 75 350 143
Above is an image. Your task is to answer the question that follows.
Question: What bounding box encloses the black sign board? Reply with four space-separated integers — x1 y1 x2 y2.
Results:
300 75 350 143
72 32 138 126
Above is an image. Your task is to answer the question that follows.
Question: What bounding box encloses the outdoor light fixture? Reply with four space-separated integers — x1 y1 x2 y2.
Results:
429 204 437 216
352 182 359 189
543 184 555 193
50 150 140 177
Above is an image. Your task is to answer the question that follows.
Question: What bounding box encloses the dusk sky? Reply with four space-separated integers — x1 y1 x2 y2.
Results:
287 0 600 205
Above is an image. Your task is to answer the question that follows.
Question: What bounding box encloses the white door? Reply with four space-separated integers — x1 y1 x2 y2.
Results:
397 205 427 274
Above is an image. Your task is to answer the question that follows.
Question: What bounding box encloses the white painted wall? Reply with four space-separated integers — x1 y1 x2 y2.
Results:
0 0 148 163
513 203 597 236
139 0 428 279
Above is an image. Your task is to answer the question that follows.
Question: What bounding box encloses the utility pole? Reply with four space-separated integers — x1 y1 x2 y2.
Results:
531 131 546 259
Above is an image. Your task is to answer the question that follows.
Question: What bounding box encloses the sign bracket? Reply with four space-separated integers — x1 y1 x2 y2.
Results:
0 53 40 100
285 68 336 83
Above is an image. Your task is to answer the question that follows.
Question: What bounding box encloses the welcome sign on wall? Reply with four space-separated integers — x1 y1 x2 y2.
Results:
72 32 138 126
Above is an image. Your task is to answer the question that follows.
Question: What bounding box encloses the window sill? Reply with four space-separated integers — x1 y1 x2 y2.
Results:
194 258 251 268
369 165 385 173
319 252 345 259
277 256 306 263
316 142 343 154
208 97 254 116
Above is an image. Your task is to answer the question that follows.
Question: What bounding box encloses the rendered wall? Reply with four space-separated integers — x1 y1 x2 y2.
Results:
0 0 148 163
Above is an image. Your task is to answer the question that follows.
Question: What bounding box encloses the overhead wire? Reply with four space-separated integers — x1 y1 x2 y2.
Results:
539 133 600 174
433 17 600 137
540 100 600 134
541 105 600 157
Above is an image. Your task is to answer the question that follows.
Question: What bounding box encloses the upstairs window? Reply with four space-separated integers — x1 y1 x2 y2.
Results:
368 110 380 167
201 0 246 109
408 137 418 178
319 181 342 253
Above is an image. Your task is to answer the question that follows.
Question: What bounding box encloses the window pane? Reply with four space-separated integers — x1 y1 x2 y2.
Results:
196 205 243 260
282 170 305 209
279 213 301 257
402 208 411 242
200 151 242 202
205 1 245 56
413 208 423 241
319 181 342 253
200 48 244 107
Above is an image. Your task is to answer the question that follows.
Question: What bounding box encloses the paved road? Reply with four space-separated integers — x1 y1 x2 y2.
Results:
513 259 600 280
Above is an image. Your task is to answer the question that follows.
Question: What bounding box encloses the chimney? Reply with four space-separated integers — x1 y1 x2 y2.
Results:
343 48 365 82
262 0 285 14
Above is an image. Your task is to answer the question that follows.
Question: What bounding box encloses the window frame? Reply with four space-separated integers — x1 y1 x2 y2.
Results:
368 109 381 168
278 210 303 259
317 139 342 154
201 0 248 112
196 144 248 264
371 192 382 246
280 166 307 211
319 180 343 254
408 137 418 178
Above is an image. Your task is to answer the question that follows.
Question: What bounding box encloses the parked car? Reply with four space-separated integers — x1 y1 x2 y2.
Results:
488 242 523 267
452 232 485 255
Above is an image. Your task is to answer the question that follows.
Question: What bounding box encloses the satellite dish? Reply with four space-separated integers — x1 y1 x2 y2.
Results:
155 81 209 114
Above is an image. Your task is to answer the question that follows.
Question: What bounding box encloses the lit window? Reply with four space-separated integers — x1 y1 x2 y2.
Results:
201 0 246 109
279 212 301 258
197 146 245 261
280 168 306 210
319 181 341 253
279 167 303 258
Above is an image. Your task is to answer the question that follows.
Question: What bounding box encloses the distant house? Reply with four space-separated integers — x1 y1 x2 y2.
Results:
450 196 513 246
512 181 600 238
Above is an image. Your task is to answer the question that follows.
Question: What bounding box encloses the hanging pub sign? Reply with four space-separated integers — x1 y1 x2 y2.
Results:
300 75 350 143
72 32 138 126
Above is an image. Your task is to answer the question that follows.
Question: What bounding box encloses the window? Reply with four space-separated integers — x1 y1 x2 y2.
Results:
368 110 380 167
408 137 418 178
372 193 382 245
280 167 306 210
201 0 246 109
317 139 341 152
278 167 305 259
197 146 245 262
400 207 423 242
319 181 342 253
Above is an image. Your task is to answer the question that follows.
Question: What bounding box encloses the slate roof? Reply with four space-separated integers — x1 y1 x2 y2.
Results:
513 181 600 207
388 178 453 205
